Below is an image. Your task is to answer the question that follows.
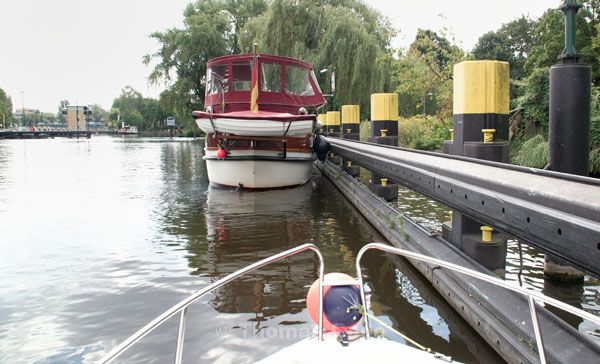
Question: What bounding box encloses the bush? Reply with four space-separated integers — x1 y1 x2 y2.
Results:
514 68 550 132
512 134 548 168
590 148 600 175
359 116 451 152
398 116 451 151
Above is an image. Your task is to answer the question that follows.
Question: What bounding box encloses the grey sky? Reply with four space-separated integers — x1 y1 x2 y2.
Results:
1 0 559 113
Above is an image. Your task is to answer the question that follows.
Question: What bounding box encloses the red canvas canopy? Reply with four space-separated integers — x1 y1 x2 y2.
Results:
204 53 326 114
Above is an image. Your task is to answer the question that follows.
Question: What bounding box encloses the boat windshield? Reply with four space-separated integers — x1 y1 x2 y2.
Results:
232 61 252 91
286 65 315 96
207 64 229 95
261 62 281 93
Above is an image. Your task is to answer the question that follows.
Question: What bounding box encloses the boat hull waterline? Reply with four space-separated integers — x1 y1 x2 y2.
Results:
205 158 313 189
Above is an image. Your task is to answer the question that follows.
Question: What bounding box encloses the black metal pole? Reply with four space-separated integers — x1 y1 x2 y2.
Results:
545 0 588 282
548 0 590 176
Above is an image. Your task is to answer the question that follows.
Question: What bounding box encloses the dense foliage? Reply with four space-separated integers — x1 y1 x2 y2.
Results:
144 0 268 132
239 0 394 114
110 86 166 130
0 87 13 127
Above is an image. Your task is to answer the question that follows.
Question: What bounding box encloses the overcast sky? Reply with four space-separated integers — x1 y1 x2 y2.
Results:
0 0 560 113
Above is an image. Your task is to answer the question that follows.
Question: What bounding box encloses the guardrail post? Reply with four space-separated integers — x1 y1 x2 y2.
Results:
441 60 509 269
544 1 588 283
369 93 398 201
341 105 360 177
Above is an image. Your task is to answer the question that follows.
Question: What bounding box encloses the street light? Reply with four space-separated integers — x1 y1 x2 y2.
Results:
18 89 25 129
319 66 337 109
423 91 433 115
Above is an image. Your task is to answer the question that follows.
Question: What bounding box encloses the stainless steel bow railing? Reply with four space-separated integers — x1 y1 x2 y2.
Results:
100 243 325 364
355 243 600 364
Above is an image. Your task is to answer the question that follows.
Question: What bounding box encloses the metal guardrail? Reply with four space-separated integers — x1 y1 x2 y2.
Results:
100 243 325 364
355 243 600 364
325 137 600 276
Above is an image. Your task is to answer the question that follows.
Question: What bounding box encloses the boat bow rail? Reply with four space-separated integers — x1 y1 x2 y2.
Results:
99 244 325 364
355 243 600 364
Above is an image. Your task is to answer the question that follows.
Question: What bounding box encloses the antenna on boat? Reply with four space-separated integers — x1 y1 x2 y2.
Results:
253 42 258 54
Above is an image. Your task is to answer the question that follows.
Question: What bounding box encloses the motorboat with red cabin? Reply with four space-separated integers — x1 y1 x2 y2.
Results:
192 53 326 190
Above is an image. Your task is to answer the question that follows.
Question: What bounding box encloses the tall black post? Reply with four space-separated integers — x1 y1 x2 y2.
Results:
549 0 591 175
545 0 589 281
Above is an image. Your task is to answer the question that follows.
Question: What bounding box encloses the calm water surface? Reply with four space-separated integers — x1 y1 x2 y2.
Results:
0 137 595 363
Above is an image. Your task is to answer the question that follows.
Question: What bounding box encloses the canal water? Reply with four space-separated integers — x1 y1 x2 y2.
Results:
0 137 595 363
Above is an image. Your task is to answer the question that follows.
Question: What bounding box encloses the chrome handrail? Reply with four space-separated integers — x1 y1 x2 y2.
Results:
355 243 600 364
100 243 325 364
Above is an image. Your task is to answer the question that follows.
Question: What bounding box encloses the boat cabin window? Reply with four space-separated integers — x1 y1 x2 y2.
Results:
232 61 252 91
285 65 315 96
207 64 229 95
261 62 281 93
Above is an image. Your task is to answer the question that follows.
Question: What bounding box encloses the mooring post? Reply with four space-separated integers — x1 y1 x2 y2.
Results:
326 111 342 164
369 93 398 201
325 111 340 138
341 105 360 177
545 0 588 282
317 113 326 137
441 60 510 270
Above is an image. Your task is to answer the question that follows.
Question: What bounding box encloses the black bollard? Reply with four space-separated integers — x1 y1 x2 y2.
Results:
545 0 588 282
548 62 591 175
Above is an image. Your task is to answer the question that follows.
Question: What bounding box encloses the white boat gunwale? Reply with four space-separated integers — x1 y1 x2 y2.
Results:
99 243 600 364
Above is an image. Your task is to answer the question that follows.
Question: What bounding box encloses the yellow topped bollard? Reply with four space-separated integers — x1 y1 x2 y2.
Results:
371 94 398 121
369 93 399 202
453 61 509 116
341 105 360 124
325 111 340 137
326 111 341 125
318 113 326 125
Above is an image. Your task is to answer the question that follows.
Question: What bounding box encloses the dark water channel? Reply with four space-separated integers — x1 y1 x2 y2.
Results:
0 137 596 363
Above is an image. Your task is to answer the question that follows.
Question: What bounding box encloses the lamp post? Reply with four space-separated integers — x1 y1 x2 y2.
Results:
18 89 25 129
423 91 433 115
545 0 589 281
320 66 337 110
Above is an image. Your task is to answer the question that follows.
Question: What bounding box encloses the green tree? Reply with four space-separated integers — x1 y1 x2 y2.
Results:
526 6 599 81
56 100 68 124
90 104 108 124
472 16 535 80
145 0 267 130
239 0 394 115
391 29 463 119
111 86 167 130
0 87 13 128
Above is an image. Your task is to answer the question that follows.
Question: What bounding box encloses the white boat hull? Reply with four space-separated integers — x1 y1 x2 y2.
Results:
258 335 453 363
196 117 313 137
205 149 313 189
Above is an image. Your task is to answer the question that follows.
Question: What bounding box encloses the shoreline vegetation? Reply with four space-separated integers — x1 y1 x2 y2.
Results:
2 0 599 174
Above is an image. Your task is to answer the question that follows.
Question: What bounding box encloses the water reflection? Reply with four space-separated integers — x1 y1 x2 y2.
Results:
0 138 507 363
